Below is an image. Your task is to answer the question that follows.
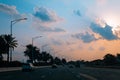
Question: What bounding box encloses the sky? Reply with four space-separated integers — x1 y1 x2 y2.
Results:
0 0 120 61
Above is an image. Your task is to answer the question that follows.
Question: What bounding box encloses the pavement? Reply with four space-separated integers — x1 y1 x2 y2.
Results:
0 65 120 80
0 67 21 72
0 66 81 80
0 66 50 72
68 66 120 80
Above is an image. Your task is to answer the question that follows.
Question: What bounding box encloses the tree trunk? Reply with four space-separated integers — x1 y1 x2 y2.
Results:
7 48 9 62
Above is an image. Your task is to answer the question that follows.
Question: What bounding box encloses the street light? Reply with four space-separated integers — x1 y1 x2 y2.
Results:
10 18 27 62
10 18 27 36
32 36 42 63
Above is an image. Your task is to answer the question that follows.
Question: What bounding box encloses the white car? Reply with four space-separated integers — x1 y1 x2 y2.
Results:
22 63 33 72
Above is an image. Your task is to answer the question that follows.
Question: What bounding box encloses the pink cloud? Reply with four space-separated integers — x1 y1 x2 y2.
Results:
96 0 107 5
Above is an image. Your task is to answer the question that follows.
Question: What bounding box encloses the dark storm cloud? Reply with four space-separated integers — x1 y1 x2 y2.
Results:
90 22 118 40
72 32 97 43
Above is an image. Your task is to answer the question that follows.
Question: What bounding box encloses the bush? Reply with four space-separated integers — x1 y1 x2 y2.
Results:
0 61 22 67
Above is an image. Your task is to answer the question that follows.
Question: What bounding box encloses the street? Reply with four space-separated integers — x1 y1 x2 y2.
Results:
0 66 120 80
69 66 120 80
0 66 80 80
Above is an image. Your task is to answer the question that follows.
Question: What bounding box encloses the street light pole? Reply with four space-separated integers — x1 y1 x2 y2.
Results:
32 36 42 63
10 18 27 62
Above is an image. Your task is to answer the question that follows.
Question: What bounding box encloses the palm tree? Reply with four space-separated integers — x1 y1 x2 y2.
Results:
24 44 40 62
0 36 5 61
41 51 51 63
0 34 18 62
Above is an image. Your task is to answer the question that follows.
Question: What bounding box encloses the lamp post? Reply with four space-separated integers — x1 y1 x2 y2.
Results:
10 18 27 62
32 36 42 63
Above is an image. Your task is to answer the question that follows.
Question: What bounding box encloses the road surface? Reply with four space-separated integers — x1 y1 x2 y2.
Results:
0 66 81 80
68 66 120 80
0 65 120 80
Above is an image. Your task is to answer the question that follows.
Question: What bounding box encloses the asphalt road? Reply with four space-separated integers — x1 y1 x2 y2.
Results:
0 66 120 80
0 66 81 80
68 66 120 80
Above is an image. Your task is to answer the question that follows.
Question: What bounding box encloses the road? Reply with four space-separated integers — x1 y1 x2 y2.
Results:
0 66 81 80
68 66 120 80
0 66 120 80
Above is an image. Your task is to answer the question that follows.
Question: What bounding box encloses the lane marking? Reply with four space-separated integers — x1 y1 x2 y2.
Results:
80 73 97 80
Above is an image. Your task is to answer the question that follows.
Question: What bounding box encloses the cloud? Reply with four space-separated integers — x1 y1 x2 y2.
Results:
0 3 18 15
0 3 23 18
90 22 118 40
99 47 105 51
33 7 63 22
72 32 97 43
113 26 120 38
35 25 65 32
88 46 94 51
96 0 107 5
73 10 81 16
51 38 63 46
32 7 65 32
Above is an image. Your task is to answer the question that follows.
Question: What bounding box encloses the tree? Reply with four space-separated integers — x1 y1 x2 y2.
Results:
116 53 120 64
0 34 18 62
41 51 52 63
0 54 3 61
54 57 62 65
24 44 54 64
103 53 117 65
62 58 67 64
24 44 40 62
0 35 6 61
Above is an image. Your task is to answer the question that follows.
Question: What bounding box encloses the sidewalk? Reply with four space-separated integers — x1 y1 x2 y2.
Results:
0 67 21 72
0 66 50 72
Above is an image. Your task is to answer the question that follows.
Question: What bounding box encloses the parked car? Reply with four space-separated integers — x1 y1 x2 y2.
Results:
22 63 33 72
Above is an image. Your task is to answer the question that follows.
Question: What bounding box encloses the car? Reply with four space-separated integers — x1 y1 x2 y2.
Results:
22 63 33 72
51 64 57 68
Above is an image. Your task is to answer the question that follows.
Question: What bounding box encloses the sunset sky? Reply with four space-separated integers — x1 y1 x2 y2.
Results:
0 0 120 61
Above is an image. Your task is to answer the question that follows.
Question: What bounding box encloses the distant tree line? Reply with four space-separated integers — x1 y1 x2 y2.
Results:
0 34 67 67
1 34 120 68
86 53 120 66
24 44 67 66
